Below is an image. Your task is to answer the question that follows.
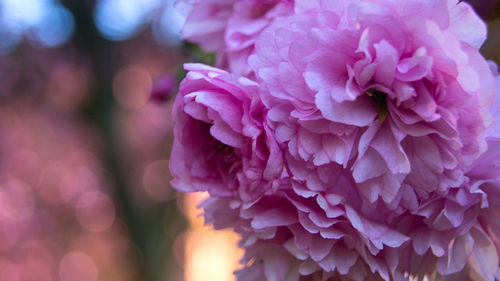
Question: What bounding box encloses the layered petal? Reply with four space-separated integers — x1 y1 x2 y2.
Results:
170 63 282 202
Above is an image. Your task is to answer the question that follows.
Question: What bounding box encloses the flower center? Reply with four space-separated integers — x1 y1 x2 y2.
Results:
214 142 238 164
367 89 388 122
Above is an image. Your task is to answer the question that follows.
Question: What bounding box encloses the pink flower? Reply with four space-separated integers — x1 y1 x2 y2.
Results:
200 137 500 280
249 0 495 209
402 134 500 280
179 0 294 75
170 63 282 202
394 61 500 281
179 0 234 52
171 0 500 280
201 175 412 281
150 75 176 102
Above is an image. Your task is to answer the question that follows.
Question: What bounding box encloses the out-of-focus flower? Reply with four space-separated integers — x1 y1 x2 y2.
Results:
179 0 294 75
170 63 282 203
151 74 176 102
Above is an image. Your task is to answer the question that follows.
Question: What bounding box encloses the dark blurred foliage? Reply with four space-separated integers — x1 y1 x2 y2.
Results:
468 0 500 66
465 0 500 20
0 1 498 281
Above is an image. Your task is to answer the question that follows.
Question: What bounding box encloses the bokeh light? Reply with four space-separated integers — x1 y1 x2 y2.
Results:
94 0 161 41
76 190 116 232
0 179 35 251
0 0 74 53
29 4 75 47
0 105 139 281
182 192 243 281
58 252 99 281
47 60 93 111
142 159 172 201
152 0 186 46
113 65 153 110
1 1 186 281
94 0 186 45
0 259 21 281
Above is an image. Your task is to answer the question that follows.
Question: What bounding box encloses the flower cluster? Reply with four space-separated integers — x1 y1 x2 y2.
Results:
171 0 500 280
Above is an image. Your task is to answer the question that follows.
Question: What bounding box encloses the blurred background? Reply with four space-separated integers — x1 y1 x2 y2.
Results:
0 1 498 281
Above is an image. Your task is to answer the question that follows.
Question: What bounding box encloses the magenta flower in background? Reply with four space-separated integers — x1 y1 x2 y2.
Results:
170 0 500 280
170 63 282 203
179 0 294 75
151 75 176 102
